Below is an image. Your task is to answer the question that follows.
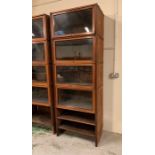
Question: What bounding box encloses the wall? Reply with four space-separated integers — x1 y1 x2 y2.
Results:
32 0 122 134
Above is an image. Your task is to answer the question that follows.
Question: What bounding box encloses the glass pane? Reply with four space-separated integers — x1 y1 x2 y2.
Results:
56 66 92 85
56 39 93 60
58 89 92 109
32 66 46 82
32 18 44 38
32 87 48 103
54 8 92 36
32 43 45 61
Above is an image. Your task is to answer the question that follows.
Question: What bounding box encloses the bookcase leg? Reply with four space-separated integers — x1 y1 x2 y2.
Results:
56 129 60 136
95 139 98 147
56 128 64 136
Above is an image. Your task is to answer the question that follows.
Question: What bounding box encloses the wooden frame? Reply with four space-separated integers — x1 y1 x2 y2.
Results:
50 4 104 146
32 14 55 132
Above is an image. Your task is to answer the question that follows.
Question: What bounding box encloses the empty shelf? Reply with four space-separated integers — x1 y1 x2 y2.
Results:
58 120 95 137
59 124 95 137
57 114 95 126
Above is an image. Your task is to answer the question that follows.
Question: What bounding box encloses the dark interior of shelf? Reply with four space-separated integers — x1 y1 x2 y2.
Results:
58 89 92 110
59 120 95 137
32 106 52 128
57 109 95 125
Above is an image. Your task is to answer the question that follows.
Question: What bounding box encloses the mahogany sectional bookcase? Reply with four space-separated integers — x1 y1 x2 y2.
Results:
32 14 55 131
50 4 104 146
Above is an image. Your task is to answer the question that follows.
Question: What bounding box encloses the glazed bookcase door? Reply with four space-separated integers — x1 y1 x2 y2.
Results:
32 15 47 41
51 6 95 38
32 42 45 62
55 65 95 86
32 87 49 105
56 88 95 113
32 87 48 102
32 41 49 65
32 66 47 82
53 37 95 63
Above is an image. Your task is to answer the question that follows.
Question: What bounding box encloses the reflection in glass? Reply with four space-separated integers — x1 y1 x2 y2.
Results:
56 66 92 85
54 9 92 36
32 87 48 103
32 18 44 38
32 66 46 82
56 39 93 60
32 43 45 61
58 89 92 109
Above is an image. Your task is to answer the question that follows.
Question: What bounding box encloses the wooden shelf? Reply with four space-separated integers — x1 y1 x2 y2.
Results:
56 83 94 91
32 101 50 107
57 105 94 114
32 61 46 66
32 81 48 87
59 124 95 137
57 114 95 126
54 60 95 65
32 113 52 128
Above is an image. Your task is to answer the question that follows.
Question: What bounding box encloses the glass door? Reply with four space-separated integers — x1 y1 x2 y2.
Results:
32 15 47 41
32 87 48 104
52 8 93 37
56 66 93 85
32 42 46 62
54 37 94 62
57 88 94 112
32 17 44 39
32 66 47 82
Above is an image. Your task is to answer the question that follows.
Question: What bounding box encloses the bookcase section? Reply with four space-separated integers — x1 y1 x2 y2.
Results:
51 4 104 146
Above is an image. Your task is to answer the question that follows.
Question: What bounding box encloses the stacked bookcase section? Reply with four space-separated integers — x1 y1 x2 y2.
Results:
32 14 55 131
50 4 104 146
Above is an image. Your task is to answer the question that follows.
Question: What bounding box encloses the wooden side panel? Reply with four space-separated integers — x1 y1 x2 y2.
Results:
96 36 104 64
95 86 103 146
96 63 103 89
95 5 104 39
95 24 104 146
